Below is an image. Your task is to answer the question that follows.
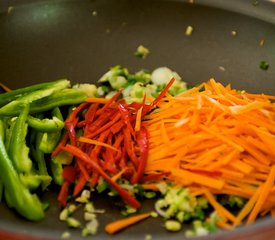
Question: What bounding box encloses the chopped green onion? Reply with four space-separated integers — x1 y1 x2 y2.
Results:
185 25 193 36
164 220 182 232
260 61 269 70
66 217 81 228
134 45 150 59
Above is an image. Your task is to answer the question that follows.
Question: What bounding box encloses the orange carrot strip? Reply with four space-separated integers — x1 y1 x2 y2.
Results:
111 168 127 182
199 125 244 152
85 97 110 104
143 78 275 227
252 126 275 157
229 160 254 174
247 165 275 224
105 212 152 234
216 221 234 230
142 184 160 191
203 188 238 224
235 186 262 225
229 101 268 115
134 106 143 132
171 168 225 190
78 136 118 151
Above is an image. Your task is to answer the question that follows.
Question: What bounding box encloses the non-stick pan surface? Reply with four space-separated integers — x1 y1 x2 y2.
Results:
0 0 275 239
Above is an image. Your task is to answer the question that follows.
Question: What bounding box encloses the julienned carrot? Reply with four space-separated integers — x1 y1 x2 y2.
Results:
105 212 152 234
85 97 110 104
78 136 118 151
144 78 275 226
247 165 275 224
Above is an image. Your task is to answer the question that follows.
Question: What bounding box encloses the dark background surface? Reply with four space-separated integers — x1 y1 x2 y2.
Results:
0 0 275 239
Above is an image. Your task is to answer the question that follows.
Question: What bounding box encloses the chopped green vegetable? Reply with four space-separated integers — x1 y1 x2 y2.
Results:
0 79 69 108
185 25 193 36
220 195 246 208
0 119 44 221
98 65 187 103
121 205 137 217
165 220 182 232
82 218 99 236
27 115 64 133
0 80 70 116
231 30 237 36
75 189 91 203
0 79 97 221
84 212 96 221
260 61 269 70
134 45 150 59
145 234 153 240
61 231 71 239
8 104 33 173
66 217 81 228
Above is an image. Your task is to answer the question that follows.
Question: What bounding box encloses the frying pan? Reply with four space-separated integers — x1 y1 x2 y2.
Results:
0 0 275 239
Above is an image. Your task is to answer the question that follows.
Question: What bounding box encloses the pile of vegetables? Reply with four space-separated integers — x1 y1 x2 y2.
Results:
0 66 275 238
144 78 275 229
0 79 93 220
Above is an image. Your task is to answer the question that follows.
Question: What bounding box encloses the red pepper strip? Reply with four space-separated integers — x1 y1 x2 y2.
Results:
87 112 121 139
141 172 170 183
65 117 78 146
85 103 99 124
123 128 138 168
80 103 99 133
151 77 175 107
73 175 87 197
114 148 122 163
58 180 70 207
62 166 76 183
65 102 89 146
67 102 89 122
76 159 90 181
76 120 87 128
91 129 111 158
131 126 149 184
129 95 151 119
90 171 100 188
86 108 115 137
102 148 117 174
110 120 125 134
118 103 136 138
113 132 124 149
103 133 117 174
96 90 123 116
62 144 140 209
112 133 124 163
119 147 127 169
51 132 69 158
121 165 135 180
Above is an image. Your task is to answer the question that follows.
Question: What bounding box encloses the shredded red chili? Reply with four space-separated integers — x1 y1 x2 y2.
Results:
54 78 175 208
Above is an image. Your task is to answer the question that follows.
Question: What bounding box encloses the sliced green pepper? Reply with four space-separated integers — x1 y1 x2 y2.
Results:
0 88 88 116
0 80 70 116
29 89 88 114
27 116 64 132
38 107 64 153
0 79 69 107
8 104 32 173
0 119 44 221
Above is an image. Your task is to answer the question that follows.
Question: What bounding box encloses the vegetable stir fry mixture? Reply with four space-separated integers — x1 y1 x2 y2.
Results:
0 66 275 238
